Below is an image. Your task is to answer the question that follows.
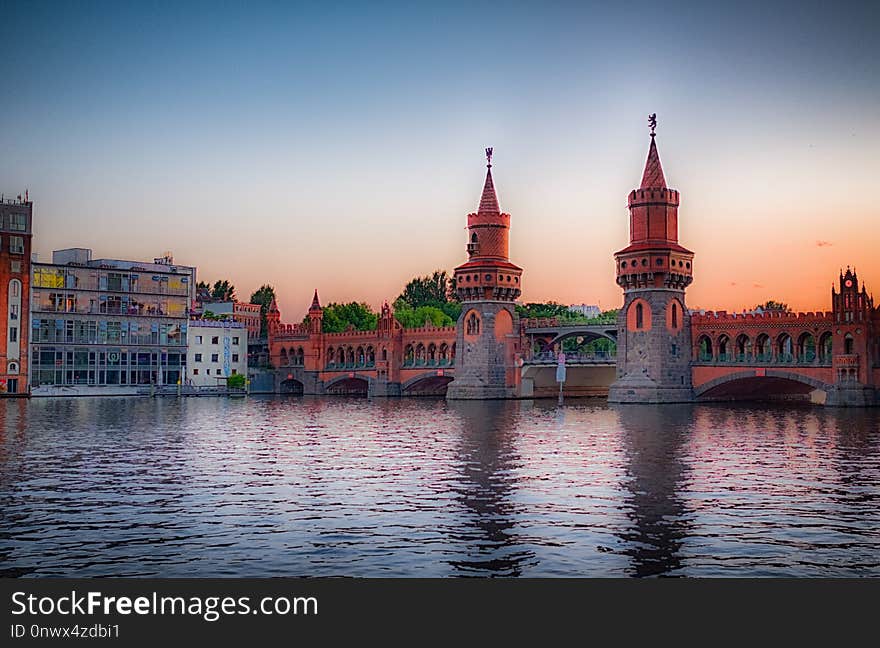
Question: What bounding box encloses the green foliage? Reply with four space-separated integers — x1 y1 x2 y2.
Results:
394 270 461 326
516 302 618 325
398 270 456 305
201 310 230 321
209 279 235 302
249 284 276 339
756 300 790 312
392 300 456 328
312 302 378 333
227 373 246 389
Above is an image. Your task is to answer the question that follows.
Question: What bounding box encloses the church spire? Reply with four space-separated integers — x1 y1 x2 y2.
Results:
640 134 667 189
478 147 500 214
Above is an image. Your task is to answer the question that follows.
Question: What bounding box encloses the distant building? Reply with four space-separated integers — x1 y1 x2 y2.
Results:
204 301 261 340
29 248 196 395
186 320 247 387
0 196 33 395
568 304 601 318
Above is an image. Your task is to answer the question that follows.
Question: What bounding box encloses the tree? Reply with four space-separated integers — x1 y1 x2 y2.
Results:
395 270 461 324
227 373 246 389
516 302 618 325
250 284 276 339
392 301 456 328
756 300 790 312
211 279 235 302
309 302 377 333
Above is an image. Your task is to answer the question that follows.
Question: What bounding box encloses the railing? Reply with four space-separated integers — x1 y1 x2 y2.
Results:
525 351 616 364
325 361 377 370
693 352 831 366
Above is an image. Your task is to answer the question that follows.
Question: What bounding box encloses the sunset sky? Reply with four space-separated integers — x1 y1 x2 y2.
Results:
2 1 878 318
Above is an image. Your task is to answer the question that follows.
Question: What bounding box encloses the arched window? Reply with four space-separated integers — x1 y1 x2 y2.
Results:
754 334 770 361
717 335 730 360
466 312 480 335
427 343 437 364
698 335 713 361
635 303 644 329
280 348 289 366
818 332 833 363
10 279 21 297
471 232 477 243
326 347 335 367
735 334 752 361
844 333 854 355
366 346 375 365
404 344 414 366
797 333 816 363
672 303 678 328
776 334 793 362
296 347 304 365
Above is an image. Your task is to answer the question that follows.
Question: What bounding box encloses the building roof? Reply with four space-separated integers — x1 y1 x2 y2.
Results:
478 167 501 214
640 135 667 189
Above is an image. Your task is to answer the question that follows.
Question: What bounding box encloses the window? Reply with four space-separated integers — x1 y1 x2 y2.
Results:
10 304 18 320
636 303 644 329
211 336 219 344
206 369 211 375
231 369 237 375
10 260 20 273
193 369 199 375
9 213 27 231
232 354 239 362
9 327 18 342
195 335 203 344
11 280 20 297
195 353 202 362
672 303 678 328
211 353 219 362
232 336 239 345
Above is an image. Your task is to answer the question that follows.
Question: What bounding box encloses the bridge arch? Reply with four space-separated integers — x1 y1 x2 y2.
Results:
280 377 304 395
324 373 373 396
547 328 617 348
401 372 454 396
695 369 833 402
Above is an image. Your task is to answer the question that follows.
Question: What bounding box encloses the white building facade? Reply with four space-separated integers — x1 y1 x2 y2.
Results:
186 320 247 387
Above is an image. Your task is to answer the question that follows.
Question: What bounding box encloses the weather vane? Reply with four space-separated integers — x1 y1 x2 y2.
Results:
648 113 657 137
485 147 493 167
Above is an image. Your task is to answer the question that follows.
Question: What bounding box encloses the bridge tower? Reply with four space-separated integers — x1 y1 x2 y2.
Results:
447 148 523 400
608 120 695 403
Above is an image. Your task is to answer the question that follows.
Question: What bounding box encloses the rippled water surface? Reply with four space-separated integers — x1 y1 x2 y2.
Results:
1 396 879 577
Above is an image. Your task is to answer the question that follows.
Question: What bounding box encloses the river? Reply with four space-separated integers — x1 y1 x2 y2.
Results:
1 396 878 577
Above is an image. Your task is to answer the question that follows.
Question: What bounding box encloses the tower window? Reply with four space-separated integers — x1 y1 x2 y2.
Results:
672 303 678 328
636 303 644 329
466 312 480 335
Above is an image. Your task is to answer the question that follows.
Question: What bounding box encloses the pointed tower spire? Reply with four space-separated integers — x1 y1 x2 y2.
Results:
640 135 667 189
269 297 279 313
309 289 321 311
478 147 500 214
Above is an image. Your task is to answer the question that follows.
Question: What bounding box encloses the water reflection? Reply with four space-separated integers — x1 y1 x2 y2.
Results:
446 400 534 576
614 405 693 577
